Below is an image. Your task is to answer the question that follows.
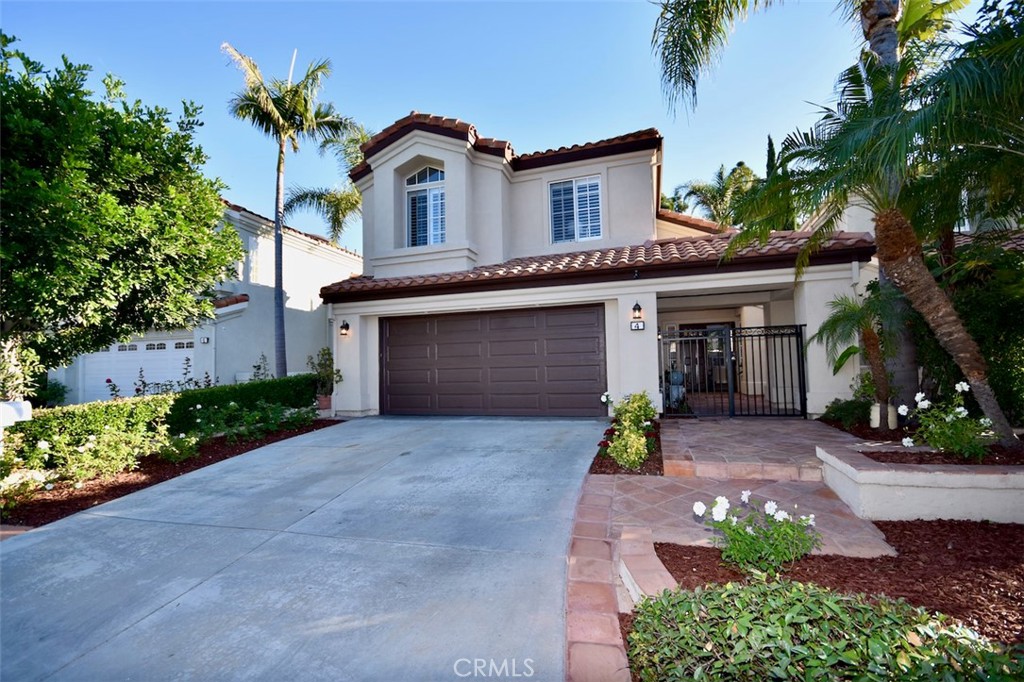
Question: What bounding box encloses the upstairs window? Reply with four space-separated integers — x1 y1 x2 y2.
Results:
551 175 601 243
406 166 445 247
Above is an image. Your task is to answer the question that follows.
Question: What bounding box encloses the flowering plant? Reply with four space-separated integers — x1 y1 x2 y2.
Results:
600 391 611 406
692 490 820 574
899 383 991 460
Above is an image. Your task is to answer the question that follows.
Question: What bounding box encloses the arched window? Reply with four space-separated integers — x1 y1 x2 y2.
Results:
406 166 445 247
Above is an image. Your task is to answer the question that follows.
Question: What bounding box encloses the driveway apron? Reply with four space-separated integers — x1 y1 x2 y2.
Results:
1 417 603 682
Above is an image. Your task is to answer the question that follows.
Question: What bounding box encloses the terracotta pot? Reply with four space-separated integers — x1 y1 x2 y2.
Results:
316 394 332 410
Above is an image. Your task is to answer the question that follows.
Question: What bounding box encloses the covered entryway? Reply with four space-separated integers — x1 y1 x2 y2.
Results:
660 325 807 417
381 305 606 416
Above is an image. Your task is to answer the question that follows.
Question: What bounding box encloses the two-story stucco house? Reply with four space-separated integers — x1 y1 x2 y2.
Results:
52 201 363 404
321 113 877 419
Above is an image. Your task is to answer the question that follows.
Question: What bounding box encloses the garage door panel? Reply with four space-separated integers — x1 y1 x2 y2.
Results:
382 305 605 416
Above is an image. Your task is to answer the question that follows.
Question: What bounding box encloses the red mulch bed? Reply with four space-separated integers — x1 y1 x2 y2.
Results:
2 419 341 528
819 418 1024 466
639 520 1024 646
588 422 664 476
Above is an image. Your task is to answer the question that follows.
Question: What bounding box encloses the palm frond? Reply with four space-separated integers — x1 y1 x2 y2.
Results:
284 185 362 242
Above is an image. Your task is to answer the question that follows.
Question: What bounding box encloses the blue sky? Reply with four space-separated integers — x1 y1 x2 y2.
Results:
2 1 974 252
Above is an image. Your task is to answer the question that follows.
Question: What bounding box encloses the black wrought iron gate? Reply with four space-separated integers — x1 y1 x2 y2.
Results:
659 325 807 417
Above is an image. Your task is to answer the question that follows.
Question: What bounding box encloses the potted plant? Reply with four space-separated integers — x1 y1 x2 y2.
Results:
307 347 343 410
809 281 903 430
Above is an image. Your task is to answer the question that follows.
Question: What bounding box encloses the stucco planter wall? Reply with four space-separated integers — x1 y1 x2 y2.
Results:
817 445 1024 523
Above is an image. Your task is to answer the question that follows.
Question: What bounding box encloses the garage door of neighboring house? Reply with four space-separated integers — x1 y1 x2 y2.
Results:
382 305 607 417
81 336 194 403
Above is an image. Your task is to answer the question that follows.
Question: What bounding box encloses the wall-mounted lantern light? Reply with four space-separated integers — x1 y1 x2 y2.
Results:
629 302 645 331
339 320 350 337
200 337 210 345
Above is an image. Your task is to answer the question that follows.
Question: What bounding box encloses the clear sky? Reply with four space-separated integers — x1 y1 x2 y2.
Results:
1 1 975 253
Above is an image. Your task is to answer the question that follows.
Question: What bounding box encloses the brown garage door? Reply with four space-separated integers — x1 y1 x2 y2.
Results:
381 305 606 417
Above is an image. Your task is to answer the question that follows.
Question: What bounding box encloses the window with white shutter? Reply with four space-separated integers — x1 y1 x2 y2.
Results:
406 166 446 246
550 175 602 243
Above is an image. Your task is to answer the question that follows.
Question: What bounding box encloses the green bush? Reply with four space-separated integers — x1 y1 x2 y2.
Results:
613 391 658 431
821 397 872 429
166 374 317 434
629 579 1024 682
607 426 648 470
902 385 991 460
7 395 173 480
694 492 820 575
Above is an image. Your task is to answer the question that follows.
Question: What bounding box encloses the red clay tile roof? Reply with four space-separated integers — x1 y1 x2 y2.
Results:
657 209 734 235
213 293 249 309
321 231 875 303
952 230 1024 250
350 112 661 181
220 199 362 258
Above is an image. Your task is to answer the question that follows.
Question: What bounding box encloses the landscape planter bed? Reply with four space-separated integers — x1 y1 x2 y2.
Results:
816 444 1024 523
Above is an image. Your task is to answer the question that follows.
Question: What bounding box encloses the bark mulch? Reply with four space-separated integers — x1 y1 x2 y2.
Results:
3 419 342 528
643 520 1023 646
819 418 1024 466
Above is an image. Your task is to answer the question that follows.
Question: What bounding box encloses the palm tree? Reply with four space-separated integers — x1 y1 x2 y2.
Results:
284 123 373 242
809 283 903 429
652 0 968 111
683 162 756 225
737 35 1020 444
223 43 352 378
660 187 689 213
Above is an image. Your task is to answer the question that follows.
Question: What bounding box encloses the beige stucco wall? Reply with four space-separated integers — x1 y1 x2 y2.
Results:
354 129 659 278
655 219 715 239
328 261 866 417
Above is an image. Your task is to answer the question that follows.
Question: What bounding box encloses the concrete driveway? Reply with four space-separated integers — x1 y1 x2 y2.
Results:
1 416 603 681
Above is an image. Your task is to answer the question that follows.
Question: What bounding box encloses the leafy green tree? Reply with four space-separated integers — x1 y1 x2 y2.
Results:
222 43 351 377
683 162 757 225
808 282 904 429
0 35 242 384
285 123 373 242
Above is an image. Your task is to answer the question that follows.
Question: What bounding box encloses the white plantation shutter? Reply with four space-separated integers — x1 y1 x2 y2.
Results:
550 180 575 243
575 176 601 239
429 187 445 244
406 167 446 246
550 176 601 242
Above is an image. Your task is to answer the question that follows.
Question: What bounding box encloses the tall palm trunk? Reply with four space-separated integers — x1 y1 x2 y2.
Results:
862 325 892 430
273 138 288 379
861 0 902 66
874 208 1018 446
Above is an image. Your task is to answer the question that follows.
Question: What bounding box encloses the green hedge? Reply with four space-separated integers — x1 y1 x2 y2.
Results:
7 395 173 479
165 374 317 434
629 579 1023 681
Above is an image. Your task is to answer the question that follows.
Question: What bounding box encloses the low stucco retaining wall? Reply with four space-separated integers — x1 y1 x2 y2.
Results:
817 445 1024 523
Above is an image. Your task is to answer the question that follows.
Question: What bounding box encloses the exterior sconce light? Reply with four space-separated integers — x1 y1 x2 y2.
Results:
200 337 210 345
629 302 645 331
339 320 350 337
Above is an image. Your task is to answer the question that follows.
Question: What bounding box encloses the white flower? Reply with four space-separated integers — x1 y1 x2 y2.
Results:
801 514 816 527
740 489 751 504
712 504 728 522
104 425 111 430
693 501 707 517
178 433 186 439
918 399 932 409
915 392 926 403
37 440 50 451
729 515 738 526
902 437 915 447
76 446 86 453
714 496 730 511
87 435 96 441
955 406 968 418
74 482 83 489
773 510 790 522
945 414 955 423
955 381 970 393
600 392 610 405
643 420 651 427
196 418 201 423
980 418 993 427
764 500 778 516
744 526 756 535
897 405 909 416
195 404 202 410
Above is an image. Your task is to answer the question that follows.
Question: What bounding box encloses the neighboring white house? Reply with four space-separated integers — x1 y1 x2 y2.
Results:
51 201 363 404
321 113 878 418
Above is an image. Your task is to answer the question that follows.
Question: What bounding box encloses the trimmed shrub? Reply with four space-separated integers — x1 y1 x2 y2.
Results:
166 374 317 434
7 395 173 480
629 579 1023 681
821 397 872 429
607 426 648 470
